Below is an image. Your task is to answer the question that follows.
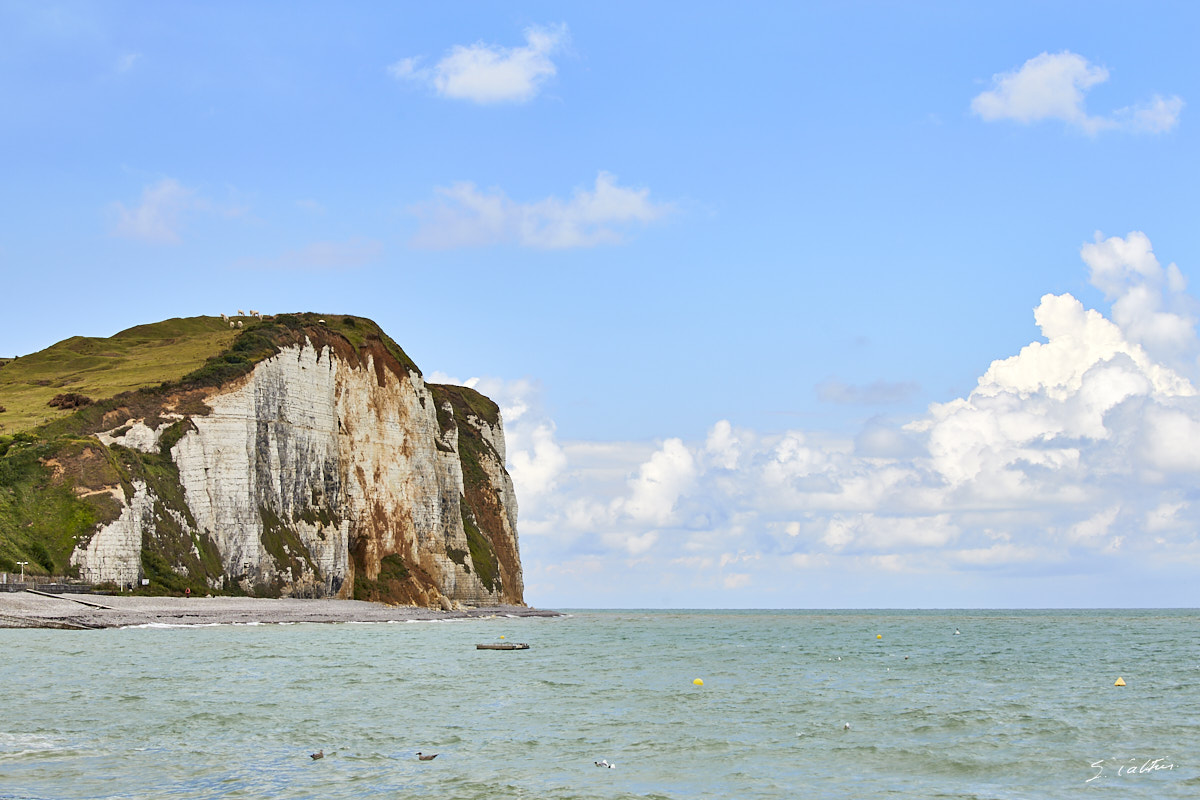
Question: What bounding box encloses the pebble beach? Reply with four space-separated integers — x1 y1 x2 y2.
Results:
0 590 558 629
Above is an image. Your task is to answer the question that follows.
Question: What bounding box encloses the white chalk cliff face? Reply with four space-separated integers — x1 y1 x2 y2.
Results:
71 335 523 607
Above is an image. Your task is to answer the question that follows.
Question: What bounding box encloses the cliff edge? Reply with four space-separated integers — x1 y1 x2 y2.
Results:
0 313 523 607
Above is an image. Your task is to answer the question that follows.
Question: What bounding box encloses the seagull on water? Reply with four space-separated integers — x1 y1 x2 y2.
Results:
310 750 323 760
595 759 616 768
417 752 438 761
843 722 851 731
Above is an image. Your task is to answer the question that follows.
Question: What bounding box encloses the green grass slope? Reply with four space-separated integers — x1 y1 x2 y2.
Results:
0 316 237 433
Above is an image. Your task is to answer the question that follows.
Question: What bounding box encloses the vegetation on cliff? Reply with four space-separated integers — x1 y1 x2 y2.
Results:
0 434 120 576
0 313 513 605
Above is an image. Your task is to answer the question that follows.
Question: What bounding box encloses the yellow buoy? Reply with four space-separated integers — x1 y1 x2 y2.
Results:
876 634 882 639
499 636 505 639
1114 677 1126 687
693 678 704 686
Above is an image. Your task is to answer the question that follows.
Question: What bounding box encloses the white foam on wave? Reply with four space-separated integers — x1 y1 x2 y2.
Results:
0 732 66 759
120 622 227 629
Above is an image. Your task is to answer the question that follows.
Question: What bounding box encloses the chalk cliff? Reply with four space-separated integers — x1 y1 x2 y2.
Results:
3 314 522 607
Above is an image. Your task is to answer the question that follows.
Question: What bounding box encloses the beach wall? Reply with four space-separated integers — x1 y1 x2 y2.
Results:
69 333 523 607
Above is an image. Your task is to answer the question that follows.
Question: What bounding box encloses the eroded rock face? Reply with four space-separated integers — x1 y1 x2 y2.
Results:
71 337 523 607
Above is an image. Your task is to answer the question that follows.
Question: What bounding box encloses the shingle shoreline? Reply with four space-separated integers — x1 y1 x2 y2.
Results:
0 592 559 629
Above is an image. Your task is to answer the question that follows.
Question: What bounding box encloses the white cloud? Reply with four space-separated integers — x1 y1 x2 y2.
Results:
1145 501 1186 532
722 573 752 589
972 51 1182 135
621 438 697 526
705 420 740 470
410 172 671 249
111 178 195 243
510 423 568 502
620 531 658 556
1080 231 1197 368
950 543 1042 567
390 24 568 104
819 513 958 552
855 418 924 458
387 57 421 81
1116 94 1185 134
1066 506 1120 547
111 178 246 244
1138 405 1200 472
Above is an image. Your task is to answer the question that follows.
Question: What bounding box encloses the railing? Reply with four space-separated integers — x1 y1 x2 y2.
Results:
0 574 100 594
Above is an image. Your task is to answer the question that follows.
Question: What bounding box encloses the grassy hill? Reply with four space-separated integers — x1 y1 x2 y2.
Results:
0 317 237 434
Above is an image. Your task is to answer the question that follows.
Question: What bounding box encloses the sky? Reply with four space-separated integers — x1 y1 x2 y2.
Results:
3 2 1200 608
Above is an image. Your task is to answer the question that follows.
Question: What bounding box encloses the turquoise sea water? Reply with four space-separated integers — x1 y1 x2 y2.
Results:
1 609 1198 799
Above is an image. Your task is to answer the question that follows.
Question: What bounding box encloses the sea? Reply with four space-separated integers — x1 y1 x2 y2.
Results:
1 609 1198 799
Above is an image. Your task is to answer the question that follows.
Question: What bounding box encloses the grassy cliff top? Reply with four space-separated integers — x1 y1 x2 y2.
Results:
0 317 236 433
0 313 419 435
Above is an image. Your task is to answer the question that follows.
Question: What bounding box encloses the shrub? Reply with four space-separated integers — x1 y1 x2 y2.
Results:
48 393 93 409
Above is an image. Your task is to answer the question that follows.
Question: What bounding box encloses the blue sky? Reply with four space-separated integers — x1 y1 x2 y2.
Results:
4 2 1200 607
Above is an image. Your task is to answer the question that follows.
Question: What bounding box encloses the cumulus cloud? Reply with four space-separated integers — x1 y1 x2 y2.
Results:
705 420 741 470
510 423 568 502
509 231 1200 605
620 439 697 527
389 24 567 104
971 51 1182 135
1080 231 1198 369
410 172 671 249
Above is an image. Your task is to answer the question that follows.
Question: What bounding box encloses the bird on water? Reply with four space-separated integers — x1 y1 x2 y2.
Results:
310 750 323 760
417 752 438 761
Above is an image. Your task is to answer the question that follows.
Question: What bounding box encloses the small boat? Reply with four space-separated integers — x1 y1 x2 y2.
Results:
475 642 530 650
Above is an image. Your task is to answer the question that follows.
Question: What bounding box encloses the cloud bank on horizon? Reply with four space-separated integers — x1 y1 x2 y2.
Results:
448 231 1200 605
